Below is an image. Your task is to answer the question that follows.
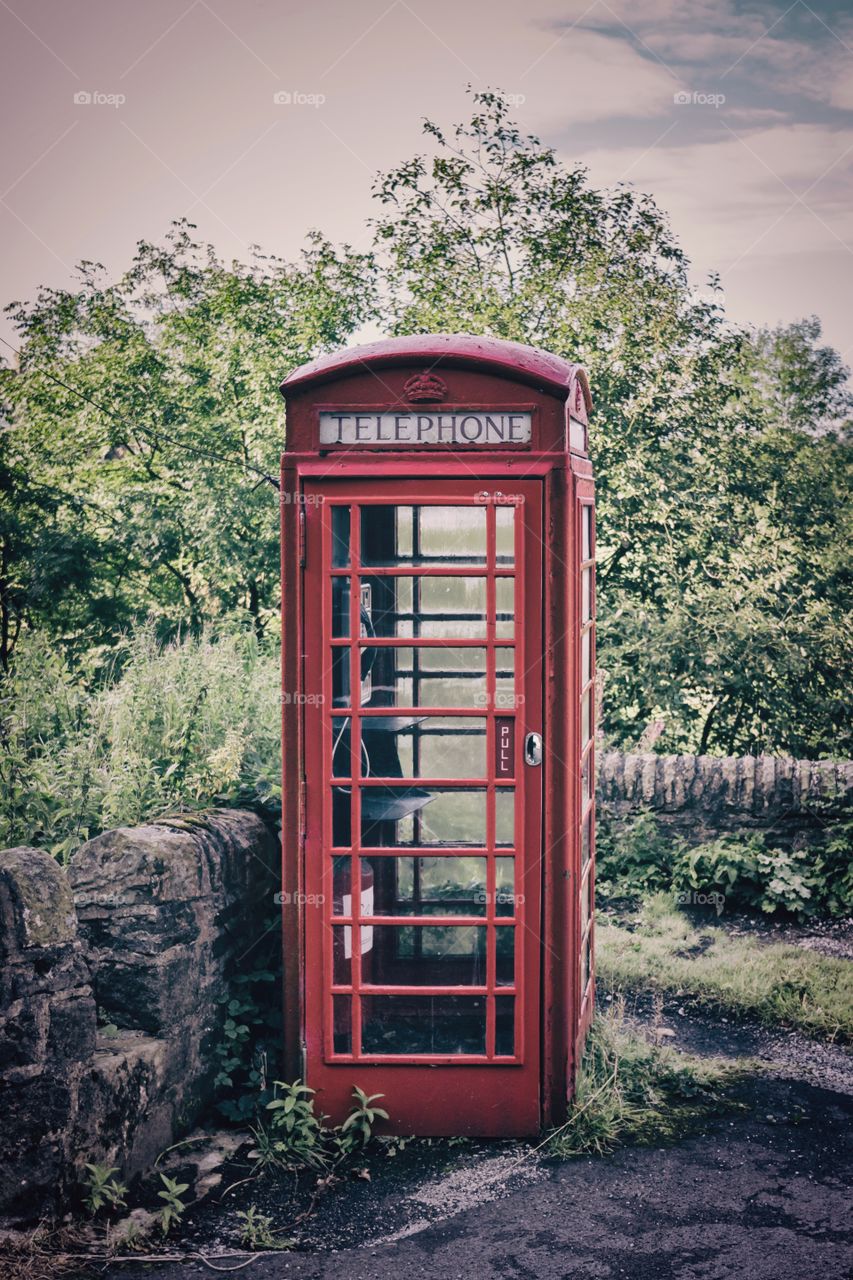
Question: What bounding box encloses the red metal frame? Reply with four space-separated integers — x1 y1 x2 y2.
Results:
279 336 595 1136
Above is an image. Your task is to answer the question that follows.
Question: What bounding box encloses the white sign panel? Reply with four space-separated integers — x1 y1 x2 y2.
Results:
319 410 532 447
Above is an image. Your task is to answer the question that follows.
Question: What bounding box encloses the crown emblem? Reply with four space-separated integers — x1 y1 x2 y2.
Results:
403 372 447 403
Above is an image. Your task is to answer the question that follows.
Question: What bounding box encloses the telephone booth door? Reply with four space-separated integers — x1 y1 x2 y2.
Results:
301 477 544 1135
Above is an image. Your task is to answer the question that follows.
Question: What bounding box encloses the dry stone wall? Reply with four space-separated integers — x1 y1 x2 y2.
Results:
597 753 852 844
0 810 276 1225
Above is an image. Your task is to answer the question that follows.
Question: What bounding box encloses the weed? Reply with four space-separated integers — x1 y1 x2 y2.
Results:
235 1205 294 1250
251 1081 390 1175
545 1003 745 1158
258 1079 328 1170
156 1174 189 1236
82 1163 127 1216
336 1086 389 1154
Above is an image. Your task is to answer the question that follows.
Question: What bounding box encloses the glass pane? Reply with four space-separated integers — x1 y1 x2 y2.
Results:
582 506 593 562
582 751 592 804
495 789 515 847
331 506 350 568
582 628 591 686
361 786 487 848
368 576 487 639
332 926 352 985
581 869 591 933
362 716 487 779
582 689 592 747
581 936 591 994
581 808 592 869
361 995 486 1055
495 507 515 565
495 857 516 916
493 649 516 709
332 577 350 637
332 789 351 847
331 649 350 708
582 568 593 623
332 717 352 777
361 506 487 566
333 995 351 1053
496 927 515 985
495 995 515 1055
364 855 488 916
495 577 515 638
333 855 378 919
364 646 488 708
368 925 486 986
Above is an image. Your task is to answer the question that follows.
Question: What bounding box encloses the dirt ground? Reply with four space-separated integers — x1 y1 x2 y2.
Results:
77 1068 852 1280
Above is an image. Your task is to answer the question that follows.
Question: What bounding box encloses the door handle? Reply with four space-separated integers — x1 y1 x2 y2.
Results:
524 732 543 767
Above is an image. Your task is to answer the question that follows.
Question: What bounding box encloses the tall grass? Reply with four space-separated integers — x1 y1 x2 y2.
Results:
0 624 281 862
545 1002 745 1158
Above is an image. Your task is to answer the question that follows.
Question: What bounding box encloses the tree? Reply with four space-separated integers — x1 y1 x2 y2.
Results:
1 223 376 657
371 89 851 757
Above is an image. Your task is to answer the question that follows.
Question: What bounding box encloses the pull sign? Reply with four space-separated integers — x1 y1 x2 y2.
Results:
495 718 515 778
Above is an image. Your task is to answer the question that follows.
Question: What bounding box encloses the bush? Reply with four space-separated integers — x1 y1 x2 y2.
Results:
595 811 682 899
0 623 281 862
598 812 852 921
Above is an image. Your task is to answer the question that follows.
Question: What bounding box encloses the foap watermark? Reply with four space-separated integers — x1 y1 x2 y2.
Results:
273 90 325 108
74 90 126 109
475 890 525 908
474 690 525 709
274 890 325 906
673 90 725 109
280 491 325 505
504 93 526 108
281 691 325 705
676 889 725 916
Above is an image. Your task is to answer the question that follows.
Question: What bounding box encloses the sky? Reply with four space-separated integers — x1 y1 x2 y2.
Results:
1 0 852 366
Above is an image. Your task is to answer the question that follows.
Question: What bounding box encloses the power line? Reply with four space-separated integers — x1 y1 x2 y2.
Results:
0 334 280 490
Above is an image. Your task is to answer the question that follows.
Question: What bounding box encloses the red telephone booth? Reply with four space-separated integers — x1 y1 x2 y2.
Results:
279 335 595 1136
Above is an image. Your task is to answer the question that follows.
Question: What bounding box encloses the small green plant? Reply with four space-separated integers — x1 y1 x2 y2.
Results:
251 1080 391 1174
236 1205 294 1250
156 1174 189 1236
82 1163 128 1215
257 1079 328 1170
336 1087 389 1155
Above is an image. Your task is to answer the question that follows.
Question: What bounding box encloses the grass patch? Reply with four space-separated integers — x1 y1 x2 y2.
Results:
598 896 853 1042
545 1002 746 1158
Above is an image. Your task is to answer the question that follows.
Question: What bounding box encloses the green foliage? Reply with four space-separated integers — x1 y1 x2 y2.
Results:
213 965 280 1123
236 1205 293 1251
251 1081 389 1174
1 223 375 658
259 1080 328 1171
598 901 853 1040
545 1004 743 1158
156 1174 189 1236
596 811 682 898
82 1163 127 1216
597 811 852 921
337 1086 390 1153
0 622 280 860
372 89 852 758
